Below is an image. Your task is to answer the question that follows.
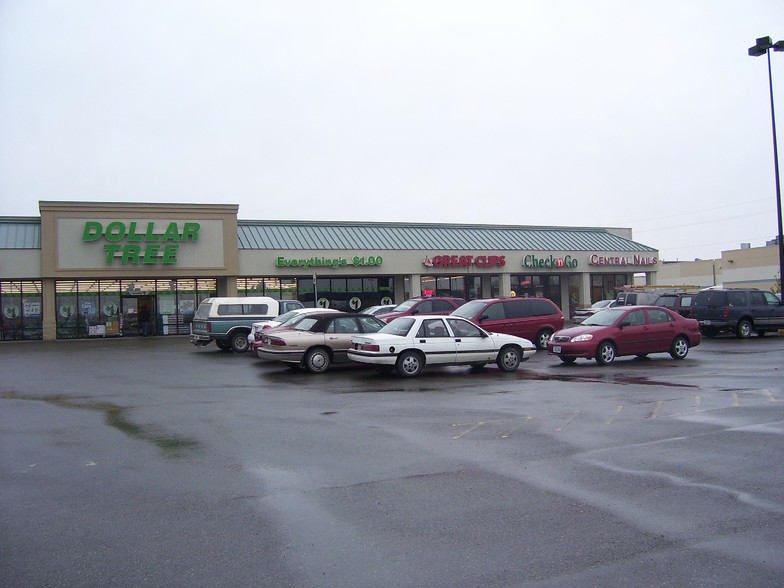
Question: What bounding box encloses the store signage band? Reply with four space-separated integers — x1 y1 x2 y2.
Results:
523 254 578 269
589 254 658 266
423 255 506 268
276 255 383 269
82 220 200 265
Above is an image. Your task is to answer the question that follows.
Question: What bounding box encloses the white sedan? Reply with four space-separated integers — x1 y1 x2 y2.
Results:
348 315 536 377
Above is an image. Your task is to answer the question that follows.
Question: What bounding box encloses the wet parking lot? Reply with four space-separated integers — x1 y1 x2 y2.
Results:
2 334 783 587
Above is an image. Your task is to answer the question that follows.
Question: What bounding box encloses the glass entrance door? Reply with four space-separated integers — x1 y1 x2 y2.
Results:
121 297 139 336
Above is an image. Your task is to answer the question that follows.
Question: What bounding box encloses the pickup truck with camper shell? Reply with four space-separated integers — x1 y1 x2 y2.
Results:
190 296 304 352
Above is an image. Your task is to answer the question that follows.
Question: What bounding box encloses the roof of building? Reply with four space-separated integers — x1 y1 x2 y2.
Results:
0 218 41 249
237 220 657 252
0 217 657 253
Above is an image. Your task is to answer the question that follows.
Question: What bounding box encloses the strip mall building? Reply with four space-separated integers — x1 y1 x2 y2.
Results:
0 202 660 341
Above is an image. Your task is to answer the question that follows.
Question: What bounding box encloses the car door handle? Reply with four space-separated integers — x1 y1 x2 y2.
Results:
455 338 462 342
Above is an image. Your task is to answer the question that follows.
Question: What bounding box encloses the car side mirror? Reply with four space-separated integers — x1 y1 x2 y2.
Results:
619 320 631 328
479 315 488 321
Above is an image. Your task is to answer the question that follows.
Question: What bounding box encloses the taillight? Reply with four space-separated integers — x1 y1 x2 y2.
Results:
265 337 287 347
207 323 211 333
362 343 380 352
721 307 730 319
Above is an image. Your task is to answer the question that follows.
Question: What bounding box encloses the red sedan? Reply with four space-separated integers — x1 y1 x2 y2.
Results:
547 305 701 365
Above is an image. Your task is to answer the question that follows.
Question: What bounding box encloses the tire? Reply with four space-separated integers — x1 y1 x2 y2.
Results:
304 347 331 373
496 346 521 372
536 329 554 350
396 350 424 377
230 332 250 353
670 335 690 359
216 340 232 351
595 341 616 365
736 319 752 339
559 356 576 364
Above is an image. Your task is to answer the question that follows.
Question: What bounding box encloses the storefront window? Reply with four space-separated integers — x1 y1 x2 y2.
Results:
591 274 627 302
420 275 482 300
1 281 43 341
510 274 562 308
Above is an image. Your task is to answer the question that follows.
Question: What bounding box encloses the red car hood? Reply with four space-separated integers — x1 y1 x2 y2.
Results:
554 324 612 338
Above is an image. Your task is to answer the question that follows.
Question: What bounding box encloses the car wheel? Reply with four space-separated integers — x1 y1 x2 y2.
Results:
670 335 690 359
304 347 331 373
215 340 231 351
595 341 616 365
396 350 424 377
736 319 752 339
559 356 576 364
230 332 250 353
536 329 554 350
497 346 522 371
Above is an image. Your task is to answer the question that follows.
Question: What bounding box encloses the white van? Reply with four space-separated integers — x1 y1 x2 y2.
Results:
190 297 304 352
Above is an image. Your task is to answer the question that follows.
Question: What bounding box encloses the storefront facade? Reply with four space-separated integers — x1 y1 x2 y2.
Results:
0 202 660 341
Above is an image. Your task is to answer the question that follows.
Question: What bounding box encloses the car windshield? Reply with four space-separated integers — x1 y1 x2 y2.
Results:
379 317 415 336
273 310 299 324
582 308 627 326
292 317 319 331
450 300 485 318
391 300 418 311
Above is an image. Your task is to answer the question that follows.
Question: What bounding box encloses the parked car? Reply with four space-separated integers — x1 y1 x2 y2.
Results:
360 304 397 317
450 297 564 349
248 308 339 351
547 305 701 365
376 296 467 322
256 312 386 372
571 299 617 324
690 287 784 338
654 292 696 318
190 296 305 352
348 315 536 377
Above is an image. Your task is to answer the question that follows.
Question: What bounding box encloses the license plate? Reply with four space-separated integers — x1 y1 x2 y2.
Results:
552 345 562 353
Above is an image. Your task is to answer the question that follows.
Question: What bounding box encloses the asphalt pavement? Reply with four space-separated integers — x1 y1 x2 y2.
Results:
1 333 783 587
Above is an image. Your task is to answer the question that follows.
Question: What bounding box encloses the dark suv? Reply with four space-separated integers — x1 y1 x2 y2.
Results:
691 288 784 338
450 297 564 349
654 292 696 318
377 296 467 322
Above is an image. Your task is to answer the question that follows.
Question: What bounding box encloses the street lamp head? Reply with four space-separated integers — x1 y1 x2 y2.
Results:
749 36 773 57
774 40 784 52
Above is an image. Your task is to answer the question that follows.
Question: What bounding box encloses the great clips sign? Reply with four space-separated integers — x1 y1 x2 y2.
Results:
423 254 506 268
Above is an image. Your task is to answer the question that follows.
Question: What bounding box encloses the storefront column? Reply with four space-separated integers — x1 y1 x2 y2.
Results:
408 274 421 299
217 276 236 297
393 275 407 303
499 273 512 297
580 273 591 306
42 278 57 341
646 270 658 285
560 278 572 319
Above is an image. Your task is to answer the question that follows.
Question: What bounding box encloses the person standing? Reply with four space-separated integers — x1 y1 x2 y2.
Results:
139 305 151 337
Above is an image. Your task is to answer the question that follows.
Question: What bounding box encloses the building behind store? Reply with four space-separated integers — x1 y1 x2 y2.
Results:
1 201 662 341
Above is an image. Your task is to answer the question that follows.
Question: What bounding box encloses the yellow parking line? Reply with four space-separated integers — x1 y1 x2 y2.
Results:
452 421 485 440
606 405 623 425
501 416 534 438
647 400 663 420
555 411 580 432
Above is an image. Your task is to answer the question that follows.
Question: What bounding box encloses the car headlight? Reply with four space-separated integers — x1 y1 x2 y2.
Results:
571 334 593 342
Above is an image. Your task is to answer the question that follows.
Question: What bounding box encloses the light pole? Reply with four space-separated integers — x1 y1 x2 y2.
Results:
748 36 784 292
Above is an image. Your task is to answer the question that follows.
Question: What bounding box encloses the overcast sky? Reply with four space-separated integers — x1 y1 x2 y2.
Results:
1 1 783 261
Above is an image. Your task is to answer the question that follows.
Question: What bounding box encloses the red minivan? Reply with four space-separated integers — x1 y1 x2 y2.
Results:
450 297 564 349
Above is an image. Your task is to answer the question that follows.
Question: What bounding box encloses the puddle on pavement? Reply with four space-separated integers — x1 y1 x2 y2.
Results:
516 372 698 388
1 391 200 458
